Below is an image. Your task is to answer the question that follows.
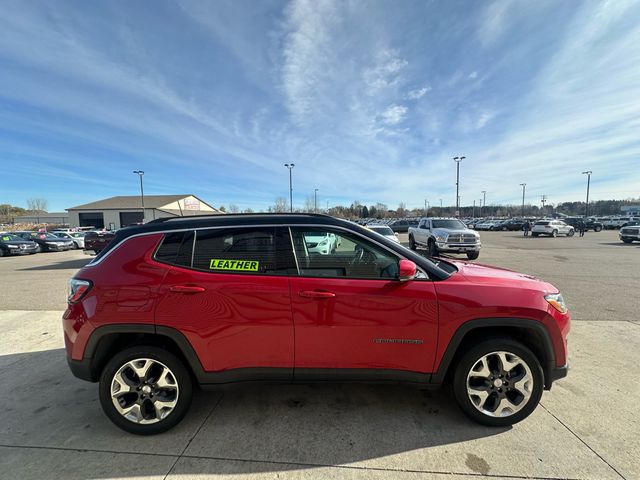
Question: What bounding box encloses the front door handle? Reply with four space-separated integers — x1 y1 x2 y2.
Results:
299 290 336 299
170 285 206 293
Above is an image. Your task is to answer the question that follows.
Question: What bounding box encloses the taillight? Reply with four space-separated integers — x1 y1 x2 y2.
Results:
68 278 92 304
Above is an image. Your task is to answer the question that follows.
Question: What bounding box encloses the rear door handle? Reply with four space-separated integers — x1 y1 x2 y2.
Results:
170 285 206 293
299 290 336 299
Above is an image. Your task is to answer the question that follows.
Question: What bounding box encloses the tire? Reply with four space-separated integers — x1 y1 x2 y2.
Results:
594 226 602 232
99 345 193 435
551 230 558 238
408 235 416 250
35 245 42 253
427 239 438 257
0 248 5 257
567 229 575 237
532 233 538 237
622 238 633 244
452 338 544 427
466 251 479 260
73 242 80 249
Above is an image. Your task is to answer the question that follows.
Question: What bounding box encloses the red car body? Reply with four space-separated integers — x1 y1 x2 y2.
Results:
63 214 569 432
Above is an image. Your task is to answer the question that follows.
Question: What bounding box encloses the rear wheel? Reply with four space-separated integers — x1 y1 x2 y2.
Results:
594 226 602 232
551 230 558 238
99 346 193 435
567 229 575 237
453 338 543 427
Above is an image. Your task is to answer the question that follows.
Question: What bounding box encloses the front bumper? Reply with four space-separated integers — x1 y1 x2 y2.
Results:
546 363 569 390
6 247 38 255
436 242 481 253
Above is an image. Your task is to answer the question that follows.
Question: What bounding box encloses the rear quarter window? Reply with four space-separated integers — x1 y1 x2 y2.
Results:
154 231 194 267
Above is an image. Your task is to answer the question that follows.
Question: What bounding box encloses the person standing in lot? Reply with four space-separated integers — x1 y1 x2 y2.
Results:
578 219 586 237
523 220 530 236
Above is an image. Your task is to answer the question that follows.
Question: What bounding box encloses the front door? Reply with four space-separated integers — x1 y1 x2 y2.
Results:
289 226 438 380
155 227 297 381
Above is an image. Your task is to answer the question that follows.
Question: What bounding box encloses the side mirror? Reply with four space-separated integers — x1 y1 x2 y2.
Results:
399 259 417 282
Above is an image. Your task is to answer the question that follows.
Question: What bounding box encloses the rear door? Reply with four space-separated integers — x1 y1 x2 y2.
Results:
289 226 438 379
155 227 297 381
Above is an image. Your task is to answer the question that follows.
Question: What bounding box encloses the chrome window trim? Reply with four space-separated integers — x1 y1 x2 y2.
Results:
287 226 300 273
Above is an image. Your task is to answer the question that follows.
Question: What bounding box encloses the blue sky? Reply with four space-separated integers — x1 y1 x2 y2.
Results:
1 0 639 212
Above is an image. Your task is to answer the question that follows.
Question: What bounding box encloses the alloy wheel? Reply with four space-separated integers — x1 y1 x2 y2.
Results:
110 358 179 424
466 351 534 418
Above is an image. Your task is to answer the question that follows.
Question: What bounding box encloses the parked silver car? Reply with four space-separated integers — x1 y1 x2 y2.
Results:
531 220 574 237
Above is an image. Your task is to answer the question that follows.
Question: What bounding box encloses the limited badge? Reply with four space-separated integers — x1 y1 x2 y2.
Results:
209 259 259 272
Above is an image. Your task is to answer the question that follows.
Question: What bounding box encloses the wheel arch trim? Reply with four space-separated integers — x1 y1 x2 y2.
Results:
430 318 558 388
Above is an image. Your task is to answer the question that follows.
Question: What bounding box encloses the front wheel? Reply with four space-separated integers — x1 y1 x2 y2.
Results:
427 240 438 257
452 338 543 427
99 346 193 435
532 233 539 237
594 226 602 232
408 235 416 250
622 238 633 244
466 251 479 260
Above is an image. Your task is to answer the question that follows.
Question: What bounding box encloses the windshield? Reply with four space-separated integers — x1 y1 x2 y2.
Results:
432 220 466 229
34 233 61 240
1 234 22 242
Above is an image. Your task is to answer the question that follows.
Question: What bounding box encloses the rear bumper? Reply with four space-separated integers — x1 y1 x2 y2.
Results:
67 357 94 382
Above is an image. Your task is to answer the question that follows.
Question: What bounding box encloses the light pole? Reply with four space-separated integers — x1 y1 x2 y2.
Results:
472 199 476 218
133 170 145 223
582 171 592 217
284 163 295 213
453 156 465 214
314 188 318 213
481 190 486 214
519 183 526 217
424 199 429 217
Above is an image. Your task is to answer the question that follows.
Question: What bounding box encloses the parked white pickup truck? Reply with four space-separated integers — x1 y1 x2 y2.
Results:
408 217 481 260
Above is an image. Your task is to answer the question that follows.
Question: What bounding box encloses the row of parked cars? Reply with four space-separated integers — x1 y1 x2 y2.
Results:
0 229 90 257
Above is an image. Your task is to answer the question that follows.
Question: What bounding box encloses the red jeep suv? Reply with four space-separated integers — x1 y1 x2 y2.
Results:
63 214 569 435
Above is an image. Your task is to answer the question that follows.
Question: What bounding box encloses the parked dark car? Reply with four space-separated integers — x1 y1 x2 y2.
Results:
388 219 410 233
0 233 39 256
84 230 117 254
501 219 526 231
563 217 603 232
13 231 73 252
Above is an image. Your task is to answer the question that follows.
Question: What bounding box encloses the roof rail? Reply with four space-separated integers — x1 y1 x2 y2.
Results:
145 212 333 224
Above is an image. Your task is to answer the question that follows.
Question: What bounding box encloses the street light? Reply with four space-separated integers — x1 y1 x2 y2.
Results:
424 199 429 217
284 164 295 213
133 170 145 223
453 156 465 215
582 171 592 217
519 183 526 217
314 188 319 213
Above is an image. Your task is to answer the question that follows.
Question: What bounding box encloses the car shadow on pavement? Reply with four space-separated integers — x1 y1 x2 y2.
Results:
18 257 92 271
0 348 509 477
598 242 640 247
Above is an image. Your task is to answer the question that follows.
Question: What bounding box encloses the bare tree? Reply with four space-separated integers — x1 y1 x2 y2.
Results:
273 197 289 213
227 203 240 213
27 198 49 213
243 208 254 213
397 202 407 217
303 195 315 212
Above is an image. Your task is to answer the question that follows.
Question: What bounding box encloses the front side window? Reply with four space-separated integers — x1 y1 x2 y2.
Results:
290 227 399 279
192 227 295 275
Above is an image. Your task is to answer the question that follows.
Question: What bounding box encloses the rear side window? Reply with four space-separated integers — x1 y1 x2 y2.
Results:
155 231 194 267
192 227 296 275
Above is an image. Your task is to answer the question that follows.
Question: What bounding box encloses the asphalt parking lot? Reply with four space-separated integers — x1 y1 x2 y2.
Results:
0 230 638 480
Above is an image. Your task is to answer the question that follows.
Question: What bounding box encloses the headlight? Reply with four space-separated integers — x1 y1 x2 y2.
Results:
435 235 447 242
7 245 18 248
545 293 568 314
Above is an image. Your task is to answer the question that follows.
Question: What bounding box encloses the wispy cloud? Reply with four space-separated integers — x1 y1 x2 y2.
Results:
0 0 638 211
